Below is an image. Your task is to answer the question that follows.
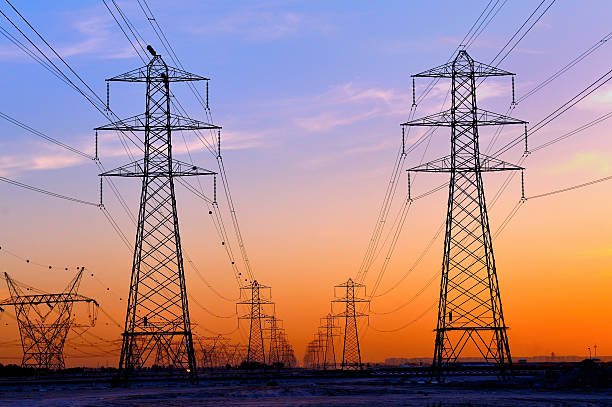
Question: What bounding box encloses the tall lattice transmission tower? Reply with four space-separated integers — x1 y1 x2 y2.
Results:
97 45 219 383
332 279 369 370
278 330 296 367
237 280 274 365
319 313 340 370
265 316 282 366
403 50 525 372
0 268 98 370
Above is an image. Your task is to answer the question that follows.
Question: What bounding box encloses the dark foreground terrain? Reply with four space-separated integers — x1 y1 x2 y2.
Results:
1 371 612 407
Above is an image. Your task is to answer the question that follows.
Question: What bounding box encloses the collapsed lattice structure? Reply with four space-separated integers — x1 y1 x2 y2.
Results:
0 268 98 370
404 50 525 373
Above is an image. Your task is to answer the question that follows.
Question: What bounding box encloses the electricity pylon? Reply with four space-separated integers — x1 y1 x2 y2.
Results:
97 45 219 384
319 313 340 370
0 268 98 370
304 339 319 369
265 316 282 365
404 50 526 373
237 280 274 365
278 330 296 367
197 335 230 368
332 279 369 370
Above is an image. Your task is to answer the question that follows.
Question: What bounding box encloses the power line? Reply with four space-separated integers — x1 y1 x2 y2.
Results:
516 30 612 104
107 0 256 285
0 175 98 206
493 67 612 158
528 174 612 201
0 110 94 160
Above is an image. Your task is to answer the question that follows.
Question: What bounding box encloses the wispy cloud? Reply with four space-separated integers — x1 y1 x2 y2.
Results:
187 7 332 42
579 84 612 111
0 150 88 177
298 139 392 171
292 83 412 132
0 7 139 62
548 151 612 175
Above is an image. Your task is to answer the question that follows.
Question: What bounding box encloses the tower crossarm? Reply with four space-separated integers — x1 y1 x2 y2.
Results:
95 112 220 132
0 293 97 307
413 52 514 78
99 159 216 178
401 108 526 127
107 60 210 83
409 154 523 173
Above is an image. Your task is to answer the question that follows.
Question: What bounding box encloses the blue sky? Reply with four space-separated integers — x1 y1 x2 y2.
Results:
1 0 612 363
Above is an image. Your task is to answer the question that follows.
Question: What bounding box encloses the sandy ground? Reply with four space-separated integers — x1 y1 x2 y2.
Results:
1 376 611 406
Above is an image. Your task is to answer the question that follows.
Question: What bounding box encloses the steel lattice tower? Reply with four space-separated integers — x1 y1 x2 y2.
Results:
403 50 526 372
319 313 340 370
265 316 282 365
333 279 369 370
0 269 98 370
97 46 219 383
278 330 296 367
237 280 274 365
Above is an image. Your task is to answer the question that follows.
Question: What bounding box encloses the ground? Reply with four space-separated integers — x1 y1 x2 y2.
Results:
1 374 612 406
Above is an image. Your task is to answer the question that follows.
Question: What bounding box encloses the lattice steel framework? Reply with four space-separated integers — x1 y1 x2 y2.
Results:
237 280 274 365
278 330 296 367
265 316 282 365
403 50 526 372
332 279 369 370
0 269 98 370
319 313 340 370
97 46 219 383
197 335 230 369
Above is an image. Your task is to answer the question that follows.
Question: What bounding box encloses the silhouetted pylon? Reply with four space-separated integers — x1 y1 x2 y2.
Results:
319 313 340 370
97 45 219 384
237 280 274 365
404 50 525 374
265 316 282 365
0 268 98 370
332 278 369 370
278 330 296 367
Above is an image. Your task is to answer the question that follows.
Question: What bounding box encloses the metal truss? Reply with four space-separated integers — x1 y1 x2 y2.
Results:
332 279 370 370
405 50 526 374
237 280 274 365
278 331 296 367
319 313 340 370
265 316 282 365
97 46 217 384
0 268 98 370
196 335 231 369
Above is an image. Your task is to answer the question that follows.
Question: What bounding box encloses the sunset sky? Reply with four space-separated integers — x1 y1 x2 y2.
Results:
0 0 611 366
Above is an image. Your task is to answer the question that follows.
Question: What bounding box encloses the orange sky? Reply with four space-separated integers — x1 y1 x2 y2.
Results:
0 0 611 367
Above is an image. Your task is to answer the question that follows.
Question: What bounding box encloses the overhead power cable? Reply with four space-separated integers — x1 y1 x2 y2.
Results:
0 175 98 206
516 30 612 104
107 0 256 285
493 67 612 158
0 110 94 160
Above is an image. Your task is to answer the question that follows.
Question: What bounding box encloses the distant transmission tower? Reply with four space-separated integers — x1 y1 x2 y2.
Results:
404 50 526 372
333 279 369 370
197 335 230 369
97 45 219 383
319 313 340 370
237 280 274 365
265 316 282 365
278 330 296 367
0 268 98 370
